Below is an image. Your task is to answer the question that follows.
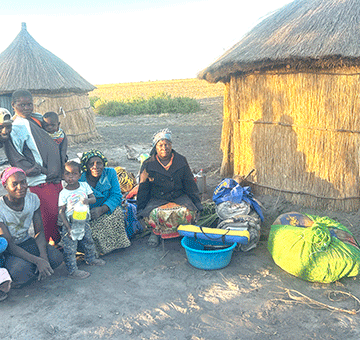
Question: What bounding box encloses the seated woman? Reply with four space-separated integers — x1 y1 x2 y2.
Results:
0 167 63 288
137 128 203 247
79 150 131 255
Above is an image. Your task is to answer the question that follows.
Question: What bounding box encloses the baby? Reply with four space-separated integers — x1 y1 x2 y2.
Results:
58 161 105 279
42 111 68 169
0 108 13 146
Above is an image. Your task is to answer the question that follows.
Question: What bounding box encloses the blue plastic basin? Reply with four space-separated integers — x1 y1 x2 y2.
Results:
0 237 8 254
181 236 236 270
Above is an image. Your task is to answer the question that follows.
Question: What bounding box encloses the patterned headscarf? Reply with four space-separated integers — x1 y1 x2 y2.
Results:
80 150 108 172
1 167 26 186
152 128 172 147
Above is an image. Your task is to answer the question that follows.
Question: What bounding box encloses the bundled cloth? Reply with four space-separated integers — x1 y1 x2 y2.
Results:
122 200 143 239
115 167 137 194
268 212 360 283
213 179 263 251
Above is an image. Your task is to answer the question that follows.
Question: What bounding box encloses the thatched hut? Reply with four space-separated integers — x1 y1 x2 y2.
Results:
0 22 98 143
198 0 360 211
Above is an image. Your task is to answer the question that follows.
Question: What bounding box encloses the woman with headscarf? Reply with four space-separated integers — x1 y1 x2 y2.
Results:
0 167 63 288
137 128 203 247
79 150 130 255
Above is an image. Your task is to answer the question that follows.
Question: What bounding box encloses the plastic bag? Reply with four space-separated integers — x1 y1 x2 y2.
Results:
213 178 263 221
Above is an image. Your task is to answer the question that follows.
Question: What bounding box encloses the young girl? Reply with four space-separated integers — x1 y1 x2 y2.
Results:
0 167 63 288
58 161 105 279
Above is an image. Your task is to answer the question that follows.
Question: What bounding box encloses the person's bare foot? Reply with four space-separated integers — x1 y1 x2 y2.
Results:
148 233 160 247
87 259 106 266
0 291 8 302
69 269 90 279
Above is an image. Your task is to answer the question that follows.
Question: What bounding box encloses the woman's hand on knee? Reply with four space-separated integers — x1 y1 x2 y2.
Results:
35 257 54 280
90 206 108 220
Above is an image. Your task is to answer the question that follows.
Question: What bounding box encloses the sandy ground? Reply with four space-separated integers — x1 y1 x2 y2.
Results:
1 97 360 340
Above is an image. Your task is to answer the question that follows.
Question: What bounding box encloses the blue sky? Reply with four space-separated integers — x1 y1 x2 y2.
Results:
0 0 292 85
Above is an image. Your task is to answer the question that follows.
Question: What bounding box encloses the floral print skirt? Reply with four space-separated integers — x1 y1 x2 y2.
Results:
144 202 196 239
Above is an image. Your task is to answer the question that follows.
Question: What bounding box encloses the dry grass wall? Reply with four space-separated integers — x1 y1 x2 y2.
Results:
33 92 98 143
222 68 360 210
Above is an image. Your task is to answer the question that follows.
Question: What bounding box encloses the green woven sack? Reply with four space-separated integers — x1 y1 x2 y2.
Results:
268 213 360 283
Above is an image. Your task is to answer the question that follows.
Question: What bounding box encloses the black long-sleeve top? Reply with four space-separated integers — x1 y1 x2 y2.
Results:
137 150 202 218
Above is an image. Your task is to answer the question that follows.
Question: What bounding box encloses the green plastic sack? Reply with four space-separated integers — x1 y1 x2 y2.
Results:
268 213 360 283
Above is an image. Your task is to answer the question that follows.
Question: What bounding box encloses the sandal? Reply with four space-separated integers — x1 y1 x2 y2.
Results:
0 291 8 302
69 269 91 279
87 259 106 266
148 233 160 248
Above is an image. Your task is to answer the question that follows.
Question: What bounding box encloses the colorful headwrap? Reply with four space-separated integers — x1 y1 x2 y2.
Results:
1 167 26 186
152 128 172 147
80 150 108 172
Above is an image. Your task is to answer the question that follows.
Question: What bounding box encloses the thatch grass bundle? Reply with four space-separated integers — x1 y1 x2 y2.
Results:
0 23 97 143
33 93 99 143
221 68 360 211
198 0 360 83
0 23 94 93
199 0 360 211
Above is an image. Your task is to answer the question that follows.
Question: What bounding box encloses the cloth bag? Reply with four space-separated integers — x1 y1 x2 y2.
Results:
268 212 360 283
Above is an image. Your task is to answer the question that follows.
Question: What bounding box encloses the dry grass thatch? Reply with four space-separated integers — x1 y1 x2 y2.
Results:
0 22 98 143
33 93 99 143
222 69 360 211
198 0 360 83
0 23 95 94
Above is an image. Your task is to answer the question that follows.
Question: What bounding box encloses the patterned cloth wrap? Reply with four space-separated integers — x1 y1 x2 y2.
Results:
143 202 196 239
152 128 172 147
115 167 136 194
89 206 130 255
123 200 143 239
80 149 108 172
268 212 360 283
48 128 65 145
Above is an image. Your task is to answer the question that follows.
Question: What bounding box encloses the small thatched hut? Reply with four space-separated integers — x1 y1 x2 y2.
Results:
0 22 98 143
199 0 360 211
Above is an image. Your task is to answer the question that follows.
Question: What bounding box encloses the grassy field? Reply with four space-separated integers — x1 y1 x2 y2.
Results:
90 78 224 101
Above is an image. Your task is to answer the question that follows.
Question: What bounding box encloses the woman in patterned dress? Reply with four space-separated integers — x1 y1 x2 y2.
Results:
136 129 203 247
79 150 130 255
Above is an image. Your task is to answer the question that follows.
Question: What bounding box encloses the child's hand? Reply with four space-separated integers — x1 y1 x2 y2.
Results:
65 226 73 240
80 197 89 205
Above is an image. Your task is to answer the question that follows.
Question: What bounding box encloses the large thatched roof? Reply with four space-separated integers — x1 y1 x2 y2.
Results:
0 23 95 94
199 0 360 83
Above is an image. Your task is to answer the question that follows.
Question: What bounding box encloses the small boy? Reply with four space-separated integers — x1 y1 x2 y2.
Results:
42 111 68 170
58 161 105 279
